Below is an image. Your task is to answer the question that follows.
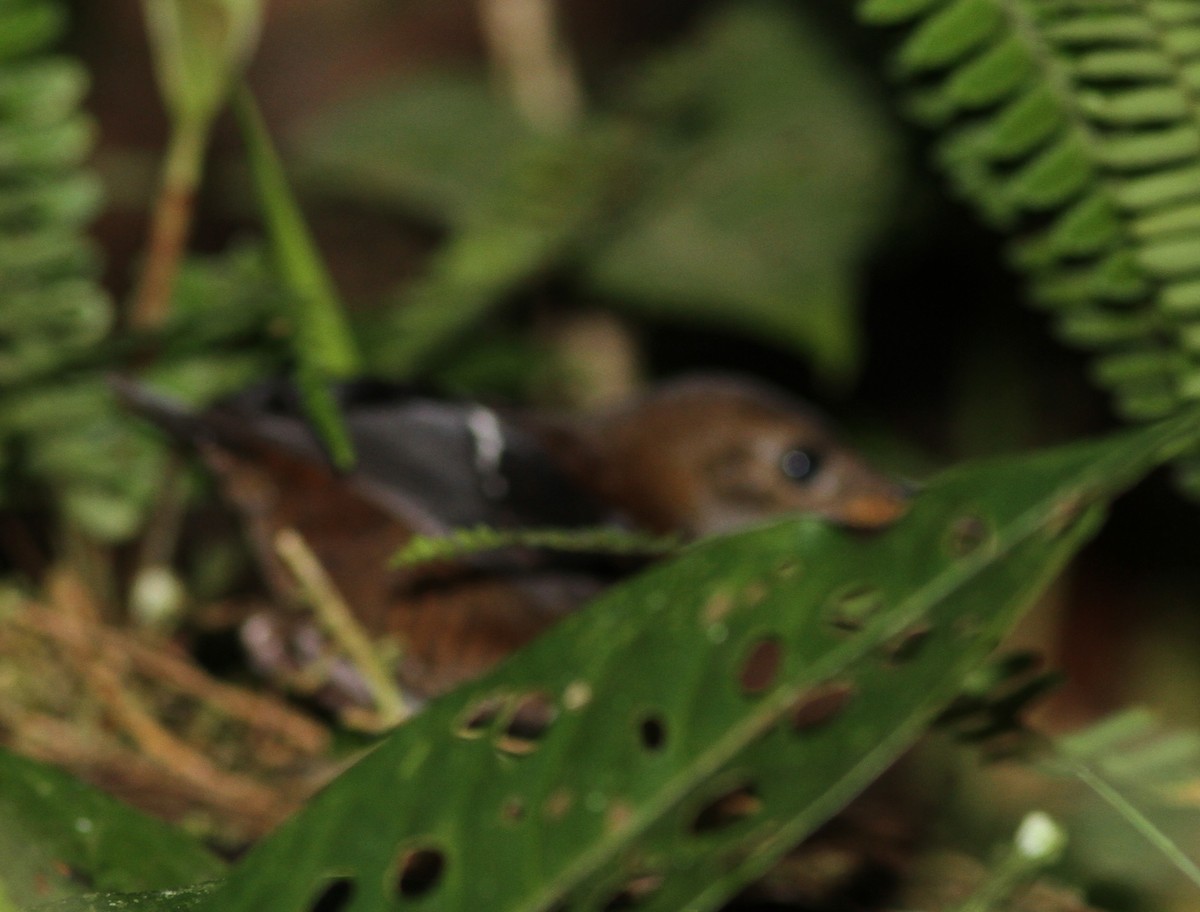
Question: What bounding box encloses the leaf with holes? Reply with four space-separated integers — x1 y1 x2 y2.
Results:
131 412 1199 912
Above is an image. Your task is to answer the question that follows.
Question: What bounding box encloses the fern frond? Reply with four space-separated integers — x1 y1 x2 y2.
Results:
0 0 106 383
1039 709 1200 887
392 524 681 569
859 0 1200 477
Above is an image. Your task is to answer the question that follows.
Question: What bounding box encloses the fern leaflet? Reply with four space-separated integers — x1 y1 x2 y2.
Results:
859 0 1200 482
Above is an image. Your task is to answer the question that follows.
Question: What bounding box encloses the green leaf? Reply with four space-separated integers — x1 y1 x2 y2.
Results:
296 72 531 226
859 0 947 25
896 0 1004 73
979 85 1064 160
295 3 901 386
140 0 261 132
1079 85 1189 125
392 525 680 569
233 87 359 467
856 0 1200 490
1041 710 1200 888
0 750 223 907
0 2 64 62
943 34 1037 110
1044 14 1155 47
362 131 625 378
1008 134 1093 208
585 3 901 385
142 414 1197 912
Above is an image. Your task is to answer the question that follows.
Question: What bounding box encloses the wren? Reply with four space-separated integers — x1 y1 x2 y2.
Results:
118 374 909 709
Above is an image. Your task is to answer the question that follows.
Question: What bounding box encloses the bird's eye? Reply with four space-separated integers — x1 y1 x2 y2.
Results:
780 447 822 483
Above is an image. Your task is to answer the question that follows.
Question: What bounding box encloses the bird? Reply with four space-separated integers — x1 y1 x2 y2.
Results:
116 374 910 712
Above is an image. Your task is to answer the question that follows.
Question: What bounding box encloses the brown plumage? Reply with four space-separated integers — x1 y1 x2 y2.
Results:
119 374 909 707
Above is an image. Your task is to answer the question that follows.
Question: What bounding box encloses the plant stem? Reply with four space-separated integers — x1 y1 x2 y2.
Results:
477 0 584 134
128 117 205 330
274 528 411 729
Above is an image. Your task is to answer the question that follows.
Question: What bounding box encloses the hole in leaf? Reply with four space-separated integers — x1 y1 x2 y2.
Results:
395 846 446 899
789 681 856 733
689 783 762 834
945 514 991 557
309 878 355 912
638 714 667 751
882 624 933 665
496 691 557 755
601 874 664 911
455 694 509 738
738 637 784 695
825 584 883 632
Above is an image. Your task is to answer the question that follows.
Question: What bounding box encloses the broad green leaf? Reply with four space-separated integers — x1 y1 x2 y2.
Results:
138 412 1199 912
296 72 532 226
360 131 626 378
0 749 223 908
584 3 901 385
293 4 902 386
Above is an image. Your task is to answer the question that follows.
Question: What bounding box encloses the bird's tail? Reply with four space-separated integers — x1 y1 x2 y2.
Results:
107 374 212 444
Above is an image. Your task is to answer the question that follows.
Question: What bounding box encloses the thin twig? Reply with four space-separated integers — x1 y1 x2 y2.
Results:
32 589 286 822
274 528 412 728
12 604 328 755
128 121 205 330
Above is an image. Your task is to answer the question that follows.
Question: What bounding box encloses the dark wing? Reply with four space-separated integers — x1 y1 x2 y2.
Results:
113 377 611 535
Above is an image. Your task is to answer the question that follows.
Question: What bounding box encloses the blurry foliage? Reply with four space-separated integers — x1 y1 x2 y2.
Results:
0 748 222 907
0 0 280 541
857 0 1200 482
0 0 121 538
0 243 281 542
1 1 1200 911
1041 708 1200 892
63 413 1200 912
131 0 263 329
297 2 901 385
234 88 360 466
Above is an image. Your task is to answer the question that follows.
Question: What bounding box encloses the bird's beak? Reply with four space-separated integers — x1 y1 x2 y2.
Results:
834 480 914 530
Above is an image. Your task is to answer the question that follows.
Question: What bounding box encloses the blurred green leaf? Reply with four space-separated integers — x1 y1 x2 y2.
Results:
294 3 900 385
140 0 261 133
360 131 630 377
0 244 281 541
234 87 359 466
79 411 1189 912
0 749 223 908
585 3 901 384
297 72 531 225
1041 709 1200 888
